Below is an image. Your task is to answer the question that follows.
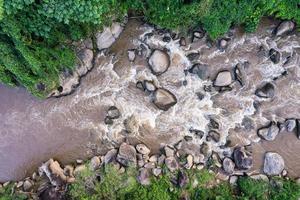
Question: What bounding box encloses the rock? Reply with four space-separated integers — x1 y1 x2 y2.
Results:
127 49 136 62
163 36 171 43
208 130 220 142
107 106 121 119
148 49 170 75
158 155 166 165
284 119 296 132
274 21 296 37
223 157 235 175
269 48 280 64
136 144 151 155
90 156 101 171
104 117 114 125
263 152 285 175
104 149 117 164
208 118 220 129
200 143 210 157
213 70 233 87
185 155 193 169
192 31 205 42
187 52 200 62
164 145 175 157
184 135 193 141
39 186 65 200
138 160 144 168
233 146 253 170
177 171 189 188
96 23 123 50
180 37 187 46
165 157 179 172
36 82 46 91
64 165 74 177
77 49 94 76
23 180 33 192
255 82 275 98
188 64 209 80
257 122 279 141
250 174 269 182
144 162 155 169
217 38 229 50
117 143 137 167
136 81 144 91
216 170 229 181
282 169 288 177
138 168 151 185
149 155 158 163
124 115 139 134
74 165 86 176
152 168 162 176
234 63 246 86
144 80 156 92
39 159 67 186
229 176 238 185
296 119 300 139
152 88 177 111
16 181 24 188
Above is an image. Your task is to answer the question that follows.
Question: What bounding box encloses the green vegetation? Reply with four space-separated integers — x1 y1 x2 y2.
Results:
0 183 27 200
67 163 300 200
0 0 299 97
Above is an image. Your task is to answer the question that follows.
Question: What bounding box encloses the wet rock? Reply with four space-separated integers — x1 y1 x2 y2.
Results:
163 36 171 43
148 49 170 75
104 149 117 164
107 106 121 119
90 156 101 171
297 119 300 139
188 64 209 80
255 82 275 98
208 130 220 142
208 118 220 129
104 117 114 125
144 80 156 92
117 143 137 167
165 157 179 172
196 92 205 101
152 168 162 176
284 119 296 132
263 152 285 175
233 146 253 170
187 52 200 62
39 159 67 186
23 180 33 192
213 70 232 87
250 174 269 182
217 38 229 50
138 168 151 185
269 48 280 64
180 37 187 46
177 171 189 188
192 30 205 42
234 63 246 86
257 122 279 141
136 81 144 91
223 157 235 175
152 88 177 111
136 144 151 155
96 23 123 50
127 49 136 62
274 21 296 37
164 145 175 157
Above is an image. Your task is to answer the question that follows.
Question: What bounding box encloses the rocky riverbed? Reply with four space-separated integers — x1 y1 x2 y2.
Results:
0 17 299 183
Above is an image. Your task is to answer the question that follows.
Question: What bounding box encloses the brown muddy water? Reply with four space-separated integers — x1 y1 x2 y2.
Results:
0 18 299 182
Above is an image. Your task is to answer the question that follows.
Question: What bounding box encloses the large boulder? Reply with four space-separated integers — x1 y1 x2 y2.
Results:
39 159 67 186
233 146 253 170
257 122 279 141
223 157 235 175
274 21 296 37
188 64 209 80
269 48 280 64
255 82 275 98
117 143 137 167
263 152 285 175
96 23 123 50
213 70 233 87
148 50 170 75
152 88 177 111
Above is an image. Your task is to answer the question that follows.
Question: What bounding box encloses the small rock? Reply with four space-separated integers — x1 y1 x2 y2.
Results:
234 63 246 86
76 159 83 164
223 157 235 175
148 49 170 75
255 82 275 98
144 80 156 92
163 36 171 43
149 155 158 163
296 119 300 139
233 146 253 170
263 152 285 176
23 180 33 192
138 160 144 168
117 143 137 167
165 157 179 172
184 135 193 141
282 169 288 177
257 122 279 141
187 52 200 62
16 181 23 188
127 49 136 62
152 168 162 176
104 116 114 125
213 70 233 87
208 118 220 129
250 174 269 182
164 145 175 157
152 88 177 111
192 31 205 42
208 130 220 142
136 144 151 155
107 106 121 119
104 149 117 164
188 63 209 80
217 38 229 50
229 176 238 185
158 155 166 165
274 21 296 37
193 154 205 164
284 119 296 132
90 156 101 171
136 81 144 91
269 48 280 64
64 165 74 177
216 170 229 181
185 155 193 169
144 162 156 169
119 167 125 174
180 37 187 46
138 168 151 185
177 171 189 188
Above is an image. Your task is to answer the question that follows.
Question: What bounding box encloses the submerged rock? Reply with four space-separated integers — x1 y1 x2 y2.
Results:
263 152 285 175
188 63 209 80
148 49 170 75
233 146 253 170
269 48 280 64
213 70 233 87
284 119 296 132
257 122 279 141
107 106 121 119
274 21 296 37
255 82 275 98
117 143 137 167
152 88 177 111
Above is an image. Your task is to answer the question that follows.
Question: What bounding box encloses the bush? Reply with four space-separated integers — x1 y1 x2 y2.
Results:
0 183 27 200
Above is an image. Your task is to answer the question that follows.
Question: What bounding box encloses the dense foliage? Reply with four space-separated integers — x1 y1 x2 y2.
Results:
0 0 299 97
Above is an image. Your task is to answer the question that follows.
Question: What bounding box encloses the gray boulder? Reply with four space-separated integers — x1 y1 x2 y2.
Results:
117 143 137 167
213 70 233 87
274 21 296 37
223 157 235 175
263 152 285 175
152 88 177 111
255 82 275 98
233 146 253 170
257 122 279 141
148 50 170 75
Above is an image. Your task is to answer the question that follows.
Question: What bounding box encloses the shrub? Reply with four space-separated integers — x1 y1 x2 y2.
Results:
0 183 27 200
